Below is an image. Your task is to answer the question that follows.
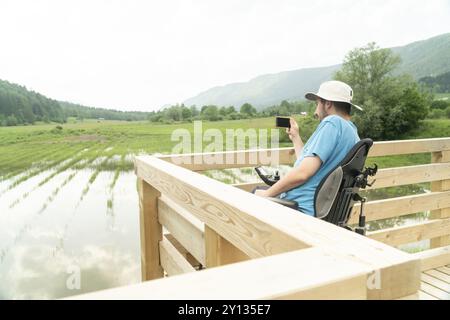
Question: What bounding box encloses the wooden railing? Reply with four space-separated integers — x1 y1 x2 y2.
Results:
73 137 450 299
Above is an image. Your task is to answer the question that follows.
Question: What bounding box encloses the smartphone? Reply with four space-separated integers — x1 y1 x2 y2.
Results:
275 116 291 128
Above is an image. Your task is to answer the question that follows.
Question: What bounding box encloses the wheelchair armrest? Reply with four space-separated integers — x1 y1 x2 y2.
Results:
266 197 298 210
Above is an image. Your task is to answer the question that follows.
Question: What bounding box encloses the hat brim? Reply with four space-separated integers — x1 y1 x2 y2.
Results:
305 92 320 101
305 92 364 111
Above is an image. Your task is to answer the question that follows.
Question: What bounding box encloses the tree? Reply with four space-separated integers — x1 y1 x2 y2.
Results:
201 105 221 121
190 105 199 117
334 43 430 140
181 106 192 120
240 103 257 116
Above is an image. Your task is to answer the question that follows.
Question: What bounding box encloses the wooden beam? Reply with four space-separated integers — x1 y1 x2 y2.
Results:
420 282 450 300
365 163 450 190
367 218 450 247
413 245 450 271
368 138 450 157
154 138 450 172
138 178 163 281
158 195 206 265
136 155 310 259
164 234 202 269
67 247 369 300
159 237 196 276
156 147 296 171
430 151 450 249
205 225 250 268
135 155 421 299
348 191 450 225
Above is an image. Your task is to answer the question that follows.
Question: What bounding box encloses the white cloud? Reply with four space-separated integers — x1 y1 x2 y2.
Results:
0 0 449 111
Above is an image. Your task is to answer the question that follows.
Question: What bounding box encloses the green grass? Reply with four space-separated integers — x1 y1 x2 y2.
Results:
435 93 450 101
1 118 449 180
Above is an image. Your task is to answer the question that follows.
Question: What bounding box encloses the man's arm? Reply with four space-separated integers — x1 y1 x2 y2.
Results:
256 156 322 197
287 118 304 159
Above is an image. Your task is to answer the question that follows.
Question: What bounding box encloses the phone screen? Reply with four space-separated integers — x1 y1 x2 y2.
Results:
276 117 291 128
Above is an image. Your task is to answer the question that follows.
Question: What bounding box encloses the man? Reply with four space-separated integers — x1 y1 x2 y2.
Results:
255 80 362 216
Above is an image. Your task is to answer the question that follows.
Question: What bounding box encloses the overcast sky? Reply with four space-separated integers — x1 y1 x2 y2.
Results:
0 0 449 111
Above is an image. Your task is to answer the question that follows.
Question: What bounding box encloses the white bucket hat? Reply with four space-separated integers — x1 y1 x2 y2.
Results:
305 80 363 111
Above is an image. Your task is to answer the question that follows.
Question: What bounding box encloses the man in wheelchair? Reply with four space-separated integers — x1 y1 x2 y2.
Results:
254 80 364 218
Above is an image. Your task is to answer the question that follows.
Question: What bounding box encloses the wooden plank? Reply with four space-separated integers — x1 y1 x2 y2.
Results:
136 155 310 259
348 191 450 225
67 247 370 300
205 225 250 268
425 269 450 284
418 290 439 300
365 163 450 190
137 178 163 281
135 155 421 299
158 195 206 265
398 290 438 300
155 138 450 172
367 218 450 246
430 151 450 249
159 237 196 276
420 282 449 300
437 266 450 276
421 273 450 293
368 138 450 157
165 234 202 269
414 245 450 271
157 147 296 171
234 163 450 192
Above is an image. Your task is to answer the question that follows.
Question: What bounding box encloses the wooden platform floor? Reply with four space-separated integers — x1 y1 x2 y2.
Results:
418 265 450 300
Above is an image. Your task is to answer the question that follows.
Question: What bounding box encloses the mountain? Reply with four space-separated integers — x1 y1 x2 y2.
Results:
0 79 65 126
0 78 152 126
419 71 450 93
184 33 450 109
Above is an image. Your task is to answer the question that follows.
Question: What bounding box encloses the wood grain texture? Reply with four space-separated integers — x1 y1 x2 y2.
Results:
158 195 205 265
413 245 450 271
430 151 450 249
135 155 421 299
138 178 163 281
67 247 369 300
349 191 450 225
159 237 196 276
368 218 450 246
205 225 250 268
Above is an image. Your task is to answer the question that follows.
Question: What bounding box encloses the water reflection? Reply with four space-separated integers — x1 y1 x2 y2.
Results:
0 169 140 299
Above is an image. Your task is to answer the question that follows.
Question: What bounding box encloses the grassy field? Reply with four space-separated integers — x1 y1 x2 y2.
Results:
1 117 450 181
435 93 450 100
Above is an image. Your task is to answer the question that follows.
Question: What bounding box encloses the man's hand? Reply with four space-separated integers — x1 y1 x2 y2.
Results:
286 117 304 159
286 117 300 142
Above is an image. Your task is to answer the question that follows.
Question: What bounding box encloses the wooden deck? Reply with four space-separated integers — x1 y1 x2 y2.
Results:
420 265 450 300
70 137 450 300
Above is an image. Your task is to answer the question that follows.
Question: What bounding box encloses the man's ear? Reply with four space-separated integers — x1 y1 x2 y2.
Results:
325 100 333 111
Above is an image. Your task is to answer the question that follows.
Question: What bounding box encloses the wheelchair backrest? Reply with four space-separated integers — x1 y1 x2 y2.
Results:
313 138 374 226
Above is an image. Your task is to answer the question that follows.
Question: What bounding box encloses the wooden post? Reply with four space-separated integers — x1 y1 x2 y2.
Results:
205 225 250 268
430 150 450 248
138 178 164 281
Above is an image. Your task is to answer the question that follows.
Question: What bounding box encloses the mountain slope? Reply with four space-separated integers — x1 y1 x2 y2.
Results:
184 33 450 109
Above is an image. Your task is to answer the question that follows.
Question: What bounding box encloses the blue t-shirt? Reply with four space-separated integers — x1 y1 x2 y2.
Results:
280 115 360 216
